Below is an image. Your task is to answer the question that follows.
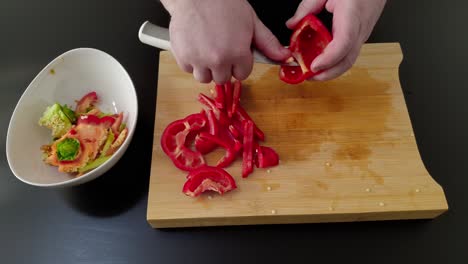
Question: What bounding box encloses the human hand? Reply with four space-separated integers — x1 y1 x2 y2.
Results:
162 0 291 84
286 0 386 81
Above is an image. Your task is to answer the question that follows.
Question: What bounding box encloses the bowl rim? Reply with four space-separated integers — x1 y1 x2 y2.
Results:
6 47 139 188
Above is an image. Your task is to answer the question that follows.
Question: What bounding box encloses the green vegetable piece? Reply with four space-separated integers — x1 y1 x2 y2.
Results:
38 103 73 138
60 104 77 123
100 131 115 157
56 138 80 161
119 123 126 132
79 156 110 173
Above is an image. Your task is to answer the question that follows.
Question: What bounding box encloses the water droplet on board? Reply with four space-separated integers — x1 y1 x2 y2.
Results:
379 202 385 207
271 209 277 215
365 188 371 193
267 186 272 191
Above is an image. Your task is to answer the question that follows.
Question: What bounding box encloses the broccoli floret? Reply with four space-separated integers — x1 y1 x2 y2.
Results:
38 103 73 138
56 138 80 161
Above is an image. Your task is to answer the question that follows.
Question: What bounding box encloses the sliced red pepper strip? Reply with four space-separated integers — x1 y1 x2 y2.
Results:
214 84 225 109
234 106 265 141
111 112 123 136
194 110 218 154
231 80 242 115
198 132 241 168
242 120 254 178
231 118 244 138
255 146 280 168
183 166 237 197
206 110 218 135
280 14 332 84
198 93 230 126
161 113 207 171
224 81 234 118
76 91 98 114
228 124 240 139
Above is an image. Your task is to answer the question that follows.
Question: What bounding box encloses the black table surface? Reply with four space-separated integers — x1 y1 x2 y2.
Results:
1 0 467 263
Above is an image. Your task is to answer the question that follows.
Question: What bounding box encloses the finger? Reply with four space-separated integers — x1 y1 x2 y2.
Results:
211 66 232 84
193 67 213 83
286 0 326 29
311 45 360 81
173 55 194 74
253 16 291 61
232 54 253 81
311 5 360 72
181 64 193 73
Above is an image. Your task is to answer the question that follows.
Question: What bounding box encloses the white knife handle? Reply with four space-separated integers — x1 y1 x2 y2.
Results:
138 21 172 51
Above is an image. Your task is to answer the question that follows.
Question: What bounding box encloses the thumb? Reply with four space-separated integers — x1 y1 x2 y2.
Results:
253 16 290 61
286 0 326 29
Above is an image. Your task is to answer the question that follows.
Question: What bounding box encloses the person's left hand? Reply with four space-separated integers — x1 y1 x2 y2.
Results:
286 0 387 81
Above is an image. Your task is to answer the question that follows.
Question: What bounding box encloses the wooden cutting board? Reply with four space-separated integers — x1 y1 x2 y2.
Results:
147 43 448 228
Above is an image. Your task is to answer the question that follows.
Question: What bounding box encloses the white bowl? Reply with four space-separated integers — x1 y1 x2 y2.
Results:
6 48 138 188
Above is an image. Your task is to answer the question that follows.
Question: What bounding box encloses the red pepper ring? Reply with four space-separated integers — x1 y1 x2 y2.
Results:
161 113 207 171
280 14 332 84
198 132 242 168
183 166 237 197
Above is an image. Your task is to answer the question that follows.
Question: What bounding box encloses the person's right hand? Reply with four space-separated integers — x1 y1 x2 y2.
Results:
161 0 291 84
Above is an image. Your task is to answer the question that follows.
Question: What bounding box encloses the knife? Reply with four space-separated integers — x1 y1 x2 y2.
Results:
138 21 298 66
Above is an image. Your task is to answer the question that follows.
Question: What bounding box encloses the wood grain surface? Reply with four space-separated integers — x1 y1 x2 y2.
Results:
147 43 448 228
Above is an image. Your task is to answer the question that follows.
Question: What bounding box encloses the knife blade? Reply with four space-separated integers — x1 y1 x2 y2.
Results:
138 21 298 66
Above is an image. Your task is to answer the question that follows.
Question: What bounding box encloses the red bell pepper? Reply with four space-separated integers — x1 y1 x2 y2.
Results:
77 114 116 127
161 113 207 171
234 106 265 141
224 81 234 118
183 166 237 197
214 84 225 109
75 91 98 114
198 132 241 168
280 14 332 84
231 80 242 115
242 120 254 178
255 146 279 168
